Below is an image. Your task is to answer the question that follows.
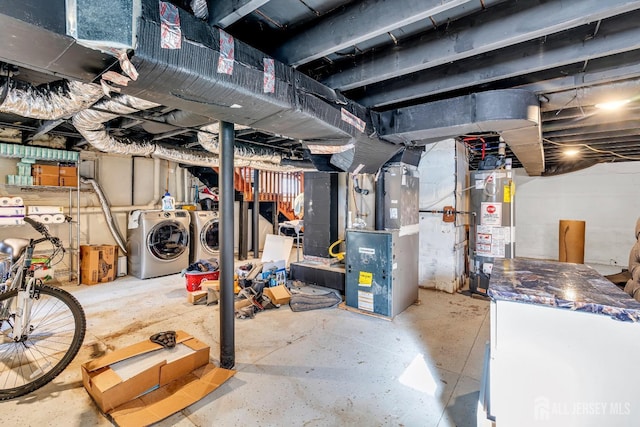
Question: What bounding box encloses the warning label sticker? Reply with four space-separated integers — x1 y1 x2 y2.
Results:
480 202 502 226
358 291 374 312
359 271 373 287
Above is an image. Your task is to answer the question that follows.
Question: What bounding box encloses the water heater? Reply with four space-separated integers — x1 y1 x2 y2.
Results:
469 169 515 295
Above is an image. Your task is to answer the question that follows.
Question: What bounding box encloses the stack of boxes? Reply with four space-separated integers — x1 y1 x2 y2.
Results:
2 143 80 187
32 164 60 186
59 164 78 187
31 163 78 187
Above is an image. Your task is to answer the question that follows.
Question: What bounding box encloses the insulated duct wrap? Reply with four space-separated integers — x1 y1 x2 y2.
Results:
125 1 360 141
190 0 208 20
81 177 128 255
73 94 160 156
198 123 281 164
0 78 104 120
74 94 309 171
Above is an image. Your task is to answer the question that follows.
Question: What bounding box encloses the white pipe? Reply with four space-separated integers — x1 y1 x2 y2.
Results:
80 157 162 214
153 158 161 204
184 168 191 205
175 163 182 203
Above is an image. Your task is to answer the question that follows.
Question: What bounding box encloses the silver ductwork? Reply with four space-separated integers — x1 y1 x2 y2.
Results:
80 177 128 255
73 94 308 171
0 77 310 172
197 123 281 164
190 0 209 20
0 78 104 120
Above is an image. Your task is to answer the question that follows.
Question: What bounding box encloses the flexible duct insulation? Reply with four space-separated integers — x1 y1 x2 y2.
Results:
73 94 307 171
80 177 128 255
198 123 281 164
190 0 208 19
0 78 104 120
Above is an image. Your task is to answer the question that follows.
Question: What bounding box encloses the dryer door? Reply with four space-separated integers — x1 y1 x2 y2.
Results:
201 218 219 252
147 220 189 260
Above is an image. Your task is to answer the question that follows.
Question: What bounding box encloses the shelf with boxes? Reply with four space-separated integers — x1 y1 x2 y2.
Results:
0 192 81 284
0 151 82 284
7 160 78 188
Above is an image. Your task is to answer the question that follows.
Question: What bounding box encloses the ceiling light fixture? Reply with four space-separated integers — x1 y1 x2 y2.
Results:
594 99 630 110
563 148 580 157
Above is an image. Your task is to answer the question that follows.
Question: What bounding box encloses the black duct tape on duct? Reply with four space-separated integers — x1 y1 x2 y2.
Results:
125 0 358 143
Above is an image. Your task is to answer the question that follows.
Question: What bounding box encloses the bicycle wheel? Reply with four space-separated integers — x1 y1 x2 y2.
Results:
0 285 86 400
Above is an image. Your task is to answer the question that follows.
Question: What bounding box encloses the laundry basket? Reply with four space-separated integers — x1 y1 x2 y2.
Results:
184 270 219 291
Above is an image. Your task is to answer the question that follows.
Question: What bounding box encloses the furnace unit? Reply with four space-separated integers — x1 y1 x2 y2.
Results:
345 229 418 318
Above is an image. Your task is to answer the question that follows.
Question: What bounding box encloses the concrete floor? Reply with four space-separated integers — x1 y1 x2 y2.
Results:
1 264 490 427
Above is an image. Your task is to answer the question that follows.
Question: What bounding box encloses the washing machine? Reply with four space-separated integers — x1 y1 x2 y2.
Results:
127 210 191 279
189 210 219 263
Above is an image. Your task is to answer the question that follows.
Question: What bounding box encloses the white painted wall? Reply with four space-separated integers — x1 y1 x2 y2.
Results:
418 139 469 292
514 162 640 273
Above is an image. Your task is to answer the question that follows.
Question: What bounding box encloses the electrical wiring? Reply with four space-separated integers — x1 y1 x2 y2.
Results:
543 138 640 161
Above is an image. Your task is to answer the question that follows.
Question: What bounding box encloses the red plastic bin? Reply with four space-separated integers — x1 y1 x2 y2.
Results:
184 270 220 292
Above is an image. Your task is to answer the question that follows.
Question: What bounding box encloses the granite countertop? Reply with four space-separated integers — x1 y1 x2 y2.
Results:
488 258 640 322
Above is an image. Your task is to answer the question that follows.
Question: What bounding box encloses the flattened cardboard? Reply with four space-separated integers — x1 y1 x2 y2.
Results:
81 331 210 413
109 364 236 427
234 298 253 310
264 285 292 305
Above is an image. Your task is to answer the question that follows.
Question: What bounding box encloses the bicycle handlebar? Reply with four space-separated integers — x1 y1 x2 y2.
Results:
23 217 64 250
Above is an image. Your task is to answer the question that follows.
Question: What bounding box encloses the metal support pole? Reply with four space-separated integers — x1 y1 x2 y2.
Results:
253 169 260 259
219 121 235 369
375 170 385 230
272 201 278 234
238 196 248 260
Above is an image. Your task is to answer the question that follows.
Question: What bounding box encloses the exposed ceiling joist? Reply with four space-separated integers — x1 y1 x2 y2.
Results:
518 51 640 95
322 0 640 91
543 110 640 132
541 78 640 112
275 0 473 66
545 120 640 138
547 130 640 144
207 0 270 28
355 12 640 107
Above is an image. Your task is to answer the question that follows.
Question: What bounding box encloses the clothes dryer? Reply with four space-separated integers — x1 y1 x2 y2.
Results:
127 210 190 279
189 210 219 263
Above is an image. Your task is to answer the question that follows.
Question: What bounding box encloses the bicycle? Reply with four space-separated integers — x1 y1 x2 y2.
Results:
0 217 86 400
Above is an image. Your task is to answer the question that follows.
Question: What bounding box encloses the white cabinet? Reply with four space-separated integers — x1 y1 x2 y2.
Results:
480 259 640 427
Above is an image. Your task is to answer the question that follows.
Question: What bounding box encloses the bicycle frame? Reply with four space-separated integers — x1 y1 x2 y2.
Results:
4 235 50 342
1 216 86 400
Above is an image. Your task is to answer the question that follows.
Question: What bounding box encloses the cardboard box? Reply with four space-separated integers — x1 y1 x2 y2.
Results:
80 245 118 285
187 290 208 304
264 285 292 305
59 165 77 176
59 175 78 187
200 279 219 291
33 174 59 186
32 164 60 175
81 331 235 426
234 298 253 311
